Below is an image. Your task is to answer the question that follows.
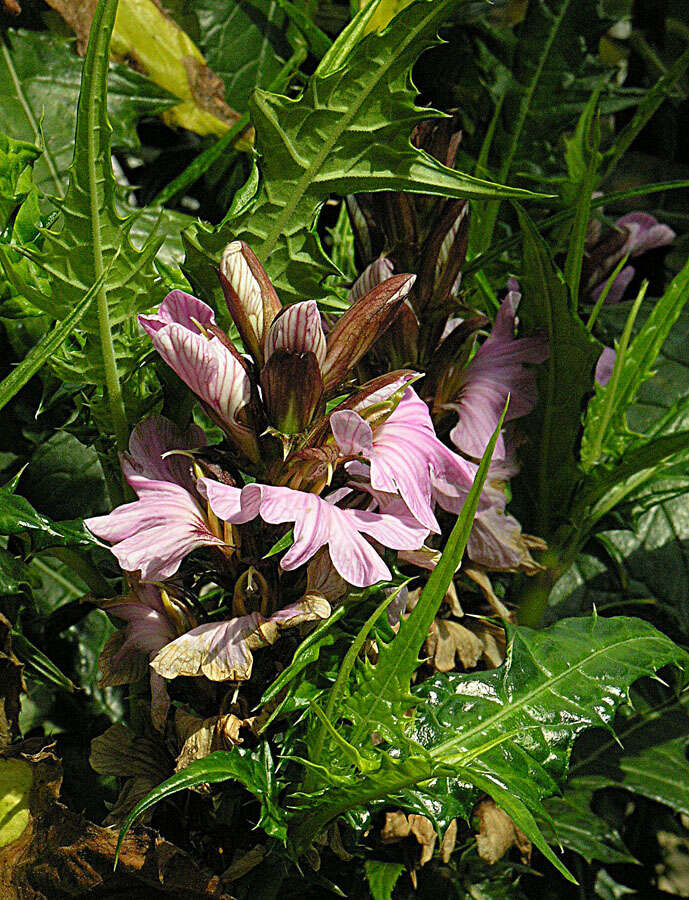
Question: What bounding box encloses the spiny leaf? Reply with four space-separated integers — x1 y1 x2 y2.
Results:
581 257 689 468
344 404 505 747
115 745 287 865
291 615 688 877
1 0 167 435
364 860 405 900
183 0 550 307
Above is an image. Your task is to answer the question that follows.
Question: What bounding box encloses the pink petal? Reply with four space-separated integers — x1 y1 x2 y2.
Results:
264 300 327 369
139 290 217 337
329 410 373 456
595 347 617 386
148 324 252 432
122 414 205 494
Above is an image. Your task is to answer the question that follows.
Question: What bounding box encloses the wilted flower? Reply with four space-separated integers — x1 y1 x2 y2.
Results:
151 597 330 682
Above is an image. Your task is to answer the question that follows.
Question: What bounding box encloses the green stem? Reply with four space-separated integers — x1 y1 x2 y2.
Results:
585 281 648 467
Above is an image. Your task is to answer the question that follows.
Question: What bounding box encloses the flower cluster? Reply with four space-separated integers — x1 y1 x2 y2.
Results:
86 237 549 719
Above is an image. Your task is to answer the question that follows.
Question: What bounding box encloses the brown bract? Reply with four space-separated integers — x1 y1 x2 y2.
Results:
0 613 24 747
474 799 532 865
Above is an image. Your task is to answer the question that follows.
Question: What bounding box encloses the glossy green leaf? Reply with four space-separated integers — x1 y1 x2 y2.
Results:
184 0 550 307
116 745 287 865
10 630 76 693
291 615 688 878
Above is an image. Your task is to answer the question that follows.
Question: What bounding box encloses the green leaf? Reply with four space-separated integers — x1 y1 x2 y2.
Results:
344 404 505 747
3 0 167 446
116 745 287 864
516 207 601 537
184 0 550 307
0 29 176 196
364 860 405 900
0 269 103 416
19 431 108 521
581 258 689 468
195 0 288 110
0 131 39 229
0 476 96 549
539 782 636 865
291 615 688 877
572 690 689 817
10 630 76 693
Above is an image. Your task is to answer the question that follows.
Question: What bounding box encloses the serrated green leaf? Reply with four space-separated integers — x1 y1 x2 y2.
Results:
364 860 405 900
0 131 39 230
581 258 689 468
0 30 176 196
291 615 688 878
184 0 550 307
116 745 287 864
516 207 601 537
344 405 505 747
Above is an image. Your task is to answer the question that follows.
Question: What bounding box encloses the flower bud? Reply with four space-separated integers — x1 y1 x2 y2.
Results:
261 350 325 434
219 241 282 364
321 273 416 391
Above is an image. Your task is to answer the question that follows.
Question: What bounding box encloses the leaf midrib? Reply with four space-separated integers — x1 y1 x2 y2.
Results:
256 0 450 258
429 631 680 761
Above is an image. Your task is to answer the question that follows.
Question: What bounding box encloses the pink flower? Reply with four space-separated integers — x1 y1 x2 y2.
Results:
447 287 549 460
595 347 616 386
330 387 476 533
86 415 224 582
588 212 675 304
139 291 258 461
198 479 427 588
151 597 331 682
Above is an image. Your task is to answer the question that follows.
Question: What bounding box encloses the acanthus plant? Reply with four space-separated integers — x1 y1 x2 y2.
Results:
2 0 689 895
86 237 545 692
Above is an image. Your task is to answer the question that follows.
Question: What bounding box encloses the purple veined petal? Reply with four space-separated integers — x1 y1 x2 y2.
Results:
347 257 395 303
139 290 217 337
148 324 252 433
329 410 374 456
197 479 262 524
86 480 223 582
590 265 635 305
264 300 327 369
151 614 265 681
385 584 409 627
466 504 527 571
121 414 205 495
595 346 617 386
